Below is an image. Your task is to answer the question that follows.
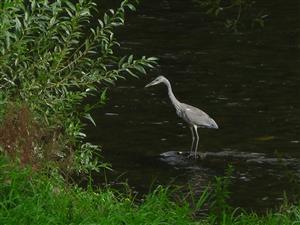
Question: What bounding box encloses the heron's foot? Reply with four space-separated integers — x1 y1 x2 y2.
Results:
187 152 195 159
187 152 206 160
191 152 206 160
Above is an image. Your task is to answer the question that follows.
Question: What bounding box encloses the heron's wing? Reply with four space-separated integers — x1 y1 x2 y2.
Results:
181 103 218 129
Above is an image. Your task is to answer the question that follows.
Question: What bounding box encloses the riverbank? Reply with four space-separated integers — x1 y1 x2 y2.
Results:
1 156 299 225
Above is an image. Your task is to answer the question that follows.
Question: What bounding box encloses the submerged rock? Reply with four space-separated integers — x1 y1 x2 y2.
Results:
159 150 300 172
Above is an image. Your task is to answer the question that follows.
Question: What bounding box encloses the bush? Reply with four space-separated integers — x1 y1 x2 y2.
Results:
0 0 157 173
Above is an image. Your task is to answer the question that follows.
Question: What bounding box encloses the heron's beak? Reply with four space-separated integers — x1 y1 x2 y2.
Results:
145 80 158 88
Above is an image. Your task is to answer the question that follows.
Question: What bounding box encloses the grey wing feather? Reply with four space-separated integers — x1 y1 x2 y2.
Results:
181 103 218 129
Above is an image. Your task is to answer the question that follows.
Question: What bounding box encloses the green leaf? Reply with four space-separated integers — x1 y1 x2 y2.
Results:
104 13 109 24
127 3 136 11
84 113 96 126
126 69 138 78
134 64 146 74
128 55 133 63
147 57 158 61
65 1 76 12
99 87 107 100
118 56 127 68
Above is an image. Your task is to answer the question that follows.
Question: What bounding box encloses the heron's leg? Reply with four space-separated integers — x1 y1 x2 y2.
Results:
194 125 199 158
189 126 195 155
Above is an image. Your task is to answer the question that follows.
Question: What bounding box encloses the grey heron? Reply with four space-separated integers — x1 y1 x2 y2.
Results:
145 76 218 158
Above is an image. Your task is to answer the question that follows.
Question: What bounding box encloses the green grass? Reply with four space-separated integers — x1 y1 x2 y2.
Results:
207 208 300 225
0 157 198 225
1 156 300 225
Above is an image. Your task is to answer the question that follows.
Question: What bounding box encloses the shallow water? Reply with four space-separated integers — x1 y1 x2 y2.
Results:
86 0 300 211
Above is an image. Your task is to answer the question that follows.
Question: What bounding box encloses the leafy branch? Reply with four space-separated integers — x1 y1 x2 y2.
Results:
194 0 268 32
0 0 157 174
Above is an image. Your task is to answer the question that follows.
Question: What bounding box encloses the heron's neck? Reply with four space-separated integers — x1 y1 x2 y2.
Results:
164 79 181 111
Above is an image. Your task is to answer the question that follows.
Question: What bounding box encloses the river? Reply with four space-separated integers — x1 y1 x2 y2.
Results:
86 0 300 211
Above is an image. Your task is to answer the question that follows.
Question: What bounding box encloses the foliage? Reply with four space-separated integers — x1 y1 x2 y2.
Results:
193 0 268 32
209 165 234 223
1 156 300 225
0 157 198 225
0 0 157 173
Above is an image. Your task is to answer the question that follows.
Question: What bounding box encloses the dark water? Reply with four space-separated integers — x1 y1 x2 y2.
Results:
86 0 300 211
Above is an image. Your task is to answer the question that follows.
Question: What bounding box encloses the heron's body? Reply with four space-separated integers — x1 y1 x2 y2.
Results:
145 76 218 158
177 103 217 128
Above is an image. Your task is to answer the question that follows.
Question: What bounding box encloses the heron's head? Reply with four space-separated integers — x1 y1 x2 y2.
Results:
145 76 166 88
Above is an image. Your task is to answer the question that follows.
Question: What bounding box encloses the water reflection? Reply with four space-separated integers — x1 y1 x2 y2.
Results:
86 0 300 211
